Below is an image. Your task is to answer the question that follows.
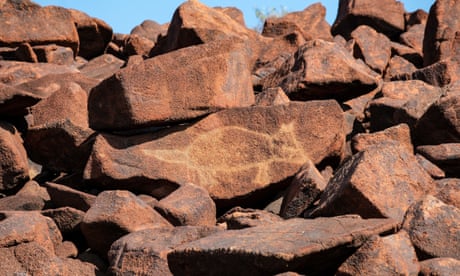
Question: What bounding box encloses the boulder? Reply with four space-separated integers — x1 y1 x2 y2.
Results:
384 56 417 81
390 41 423 67
168 216 399 275
434 178 460 208
416 154 446 179
262 39 380 101
84 101 345 208
123 34 155 57
0 83 41 116
88 40 254 131
81 190 172 257
0 61 78 86
31 44 74 65
417 143 460 177
308 144 434 222
405 9 428 28
0 194 45 211
400 23 424 56
402 195 460 259
130 19 168 43
79 53 125 81
217 207 283 230
352 123 413 153
255 87 290 106
41 207 85 237
331 0 405 39
419 258 460 276
0 121 29 193
407 57 460 87
45 182 96 212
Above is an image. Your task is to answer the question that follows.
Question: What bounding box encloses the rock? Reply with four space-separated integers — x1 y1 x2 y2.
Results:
79 53 125 81
405 9 428 28
262 39 380 101
279 159 327 219
0 194 45 211
351 25 392 74
68 9 113 60
130 19 168 43
217 207 283 230
24 81 95 173
41 207 85 237
0 247 27 274
55 240 78 258
255 87 290 107
336 231 420 275
108 226 220 276
390 41 423 67
0 83 42 116
308 144 434 222
0 0 79 55
0 60 78 86
384 56 417 81
84 101 345 208
0 121 29 193
419 258 460 276
88 40 254 131
434 178 460 208
352 123 413 153
215 7 246 26
400 23 425 55
32 44 75 65
331 0 405 40
45 182 95 212
403 196 460 259
81 190 172 257
367 80 443 131
409 57 460 87
154 183 216 227
262 3 332 41
416 154 446 179
16 180 50 202
423 0 460 66
123 34 155 57
417 143 460 177
13 241 66 275
168 216 399 275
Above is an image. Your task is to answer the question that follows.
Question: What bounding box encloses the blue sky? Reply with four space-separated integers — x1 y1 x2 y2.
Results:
34 0 434 34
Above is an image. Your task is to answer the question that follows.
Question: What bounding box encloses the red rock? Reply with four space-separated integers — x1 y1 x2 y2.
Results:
0 194 45 211
217 207 283 230
416 154 446 179
261 3 332 42
130 20 168 43
351 25 392 74
0 83 41 116
55 240 78 258
108 226 220 275
81 190 172 257
154 183 216 227
384 56 417 81
0 121 29 193
13 241 66 275
168 216 399 275
434 178 460 208
400 24 425 55
255 87 290 107
402 195 460 259
262 39 380 101
352 123 413 153
308 144 434 222
419 258 460 276
409 57 460 87
45 182 95 212
417 143 460 177
390 41 423 67
79 53 125 81
16 180 50 202
32 44 74 65
0 247 26 274
89 40 254 131
215 7 245 26
280 159 326 219
405 9 428 28
332 0 405 39
123 34 155 57
41 207 85 237
337 231 420 275
84 101 345 208
0 0 79 54
423 0 460 66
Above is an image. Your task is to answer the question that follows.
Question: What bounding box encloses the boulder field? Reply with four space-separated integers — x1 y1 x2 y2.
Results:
0 0 459 275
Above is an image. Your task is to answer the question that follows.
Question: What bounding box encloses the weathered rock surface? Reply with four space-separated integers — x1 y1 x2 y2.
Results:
88 40 254 131
0 84 42 116
84 101 345 207
45 182 95 212
130 19 168 43
419 258 460 276
168 216 399 275
402 195 460 259
262 39 380 101
108 226 220 275
416 154 446 179
417 143 460 177
434 178 460 208
217 207 283 230
41 207 85 237
352 123 413 153
308 144 434 222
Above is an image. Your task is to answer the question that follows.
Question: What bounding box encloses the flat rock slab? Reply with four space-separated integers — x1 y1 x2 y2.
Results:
88 40 254 131
417 143 460 177
84 101 345 207
167 216 399 275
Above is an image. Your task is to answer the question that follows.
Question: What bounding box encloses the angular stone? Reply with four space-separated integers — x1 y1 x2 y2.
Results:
400 24 424 55
108 226 220 276
89 40 254 131
16 180 50 202
0 247 26 274
0 0 79 54
215 7 245 26
13 241 65 275
384 56 417 81
352 123 413 153
84 101 345 207
24 82 95 172
41 207 85 237
31 44 74 65
55 240 78 258
0 83 41 116
68 9 113 60
415 93 460 144
417 143 460 177
130 20 168 43
280 159 326 219
332 0 405 39
262 3 332 41
168 216 399 275
337 231 420 275
81 190 172 257
351 25 392 74
423 0 460 66
255 87 290 107
45 182 95 212
123 34 155 57
368 80 443 131
434 178 460 209
154 183 216 227
419 258 460 276
402 195 460 259
262 39 380 101
390 41 423 67
0 194 45 211
409 57 460 87
217 207 283 230
0 121 29 193
416 154 446 179
308 144 434 222
405 9 428 28
78 53 124 82
0 60 78 86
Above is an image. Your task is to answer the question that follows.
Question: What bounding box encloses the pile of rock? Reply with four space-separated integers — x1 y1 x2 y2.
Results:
0 0 459 274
